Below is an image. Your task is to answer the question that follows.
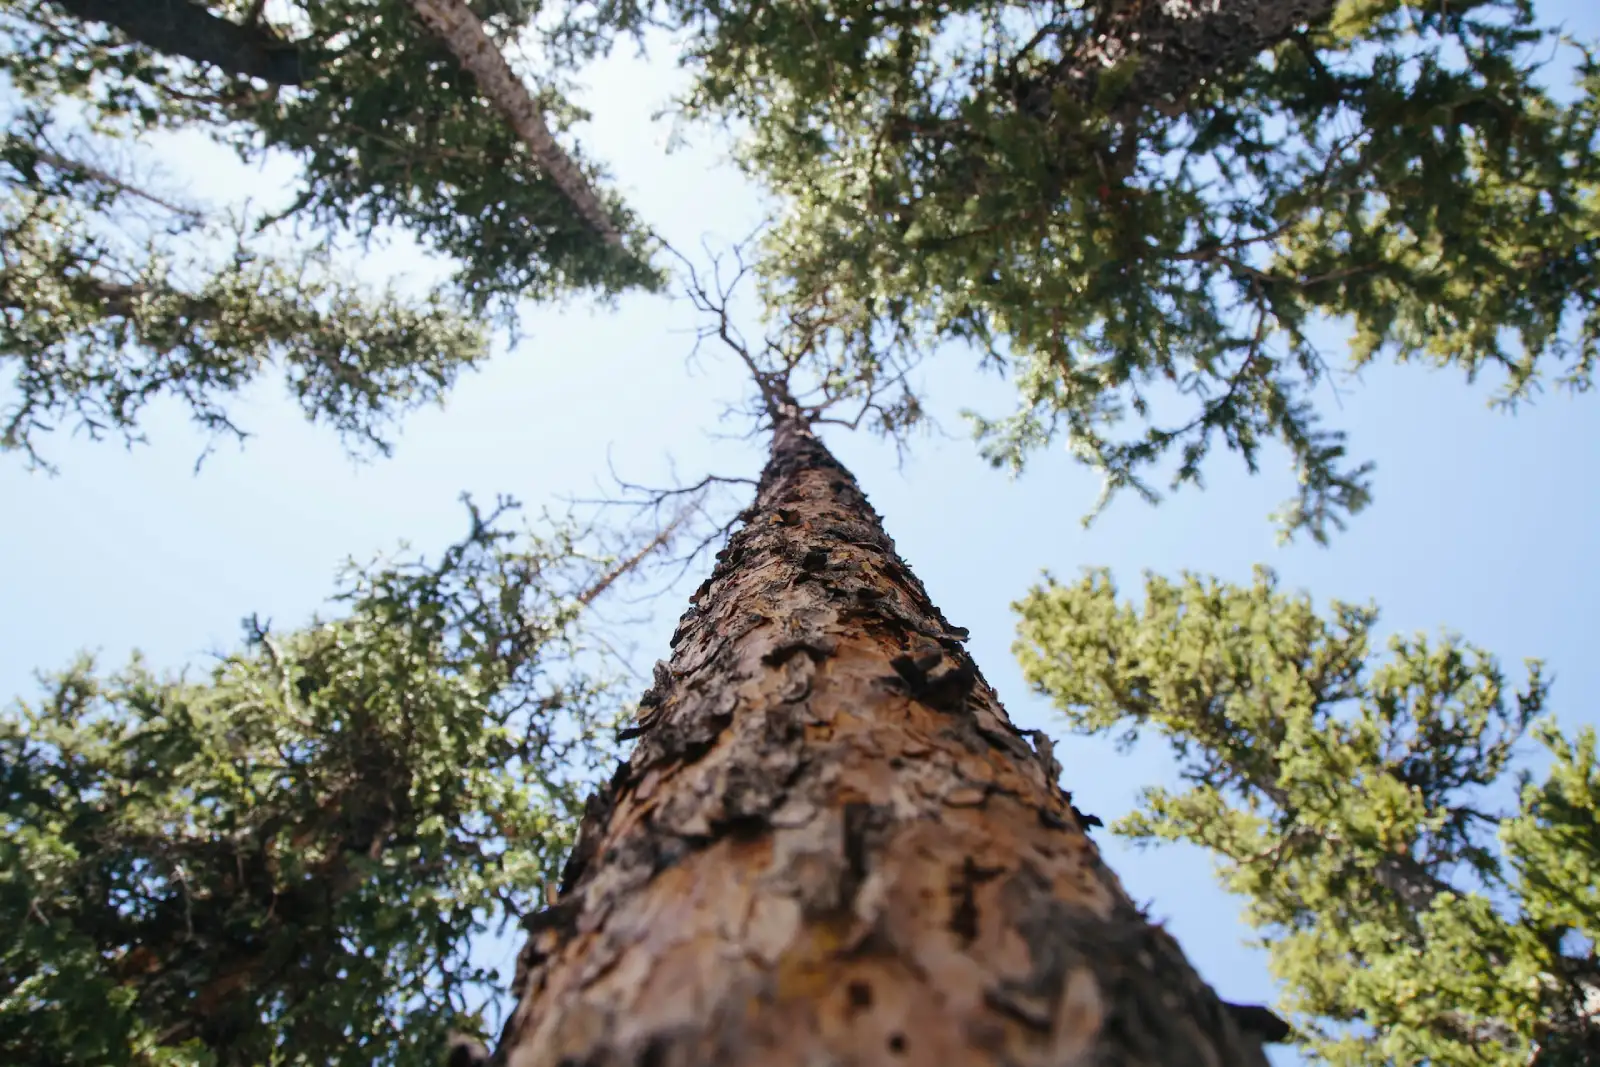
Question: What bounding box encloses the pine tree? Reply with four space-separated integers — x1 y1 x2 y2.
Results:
650 0 1600 539
1013 566 1600 1064
0 0 660 464
493 383 1282 1066
0 500 653 1067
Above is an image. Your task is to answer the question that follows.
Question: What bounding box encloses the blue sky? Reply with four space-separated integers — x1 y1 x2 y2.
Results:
4 5 1599 1059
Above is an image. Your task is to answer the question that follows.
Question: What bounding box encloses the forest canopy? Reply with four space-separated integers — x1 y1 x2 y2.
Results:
0 500 629 1066
1015 567 1600 1065
651 0 1600 538
5 0 1598 536
2 1 1598 1064
0 0 660 465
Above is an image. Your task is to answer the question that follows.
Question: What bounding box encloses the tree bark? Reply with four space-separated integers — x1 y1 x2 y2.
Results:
48 0 311 85
496 412 1274 1066
406 0 625 249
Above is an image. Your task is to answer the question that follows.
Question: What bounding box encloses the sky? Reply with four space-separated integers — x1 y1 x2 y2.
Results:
4 4 1600 1061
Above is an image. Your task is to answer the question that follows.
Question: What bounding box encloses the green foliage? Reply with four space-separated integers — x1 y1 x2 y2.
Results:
236 0 660 307
0 0 666 462
0 114 491 466
0 500 624 1066
1014 567 1600 1064
658 0 1600 540
5 0 660 307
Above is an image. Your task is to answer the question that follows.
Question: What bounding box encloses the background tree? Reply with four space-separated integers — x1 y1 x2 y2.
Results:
0 498 672 1067
622 0 1600 540
1013 566 1600 1064
0 0 662 463
0 116 490 466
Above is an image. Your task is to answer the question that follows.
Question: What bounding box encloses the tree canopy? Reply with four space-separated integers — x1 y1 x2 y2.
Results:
6 0 1600 1062
1014 566 1599 1064
1 500 629 1066
9 1 1600 536
650 0 1600 539
0 0 661 464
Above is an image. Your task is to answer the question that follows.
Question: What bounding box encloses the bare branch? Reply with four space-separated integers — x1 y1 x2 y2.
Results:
574 504 691 607
26 146 203 220
663 238 930 446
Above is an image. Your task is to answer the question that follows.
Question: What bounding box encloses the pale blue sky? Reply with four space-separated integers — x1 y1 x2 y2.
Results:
4 7 1599 1060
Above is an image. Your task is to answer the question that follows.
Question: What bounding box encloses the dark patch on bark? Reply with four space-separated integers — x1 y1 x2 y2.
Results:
558 780 618 893
636 1035 672 1067
720 760 797 824
800 546 830 571
889 650 941 686
1072 805 1104 830
822 521 891 552
923 663 977 711
644 829 699 875
629 705 736 775
846 980 874 1011
761 637 838 667
707 811 771 841
841 802 894 898
638 661 674 710
883 642 979 711
973 719 1036 762
948 857 1006 944
520 896 582 937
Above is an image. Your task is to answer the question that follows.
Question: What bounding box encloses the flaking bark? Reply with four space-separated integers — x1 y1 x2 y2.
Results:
406 0 625 249
496 411 1274 1066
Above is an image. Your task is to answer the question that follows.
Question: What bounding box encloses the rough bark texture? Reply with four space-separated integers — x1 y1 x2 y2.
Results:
496 414 1274 1067
406 0 624 249
50 0 311 84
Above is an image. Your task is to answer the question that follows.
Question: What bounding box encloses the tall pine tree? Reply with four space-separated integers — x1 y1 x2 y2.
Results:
494 378 1283 1065
1 0 660 464
1014 566 1600 1064
1 500 655 1066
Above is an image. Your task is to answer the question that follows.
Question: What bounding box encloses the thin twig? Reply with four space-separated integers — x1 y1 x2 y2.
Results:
29 147 202 220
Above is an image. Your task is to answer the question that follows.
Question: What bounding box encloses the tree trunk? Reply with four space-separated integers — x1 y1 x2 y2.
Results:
50 0 311 85
406 0 625 250
495 413 1274 1066
1058 0 1337 122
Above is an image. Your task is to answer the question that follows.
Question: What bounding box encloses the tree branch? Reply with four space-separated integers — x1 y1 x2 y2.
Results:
28 146 203 220
49 0 313 85
1018 0 1339 125
574 507 689 608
